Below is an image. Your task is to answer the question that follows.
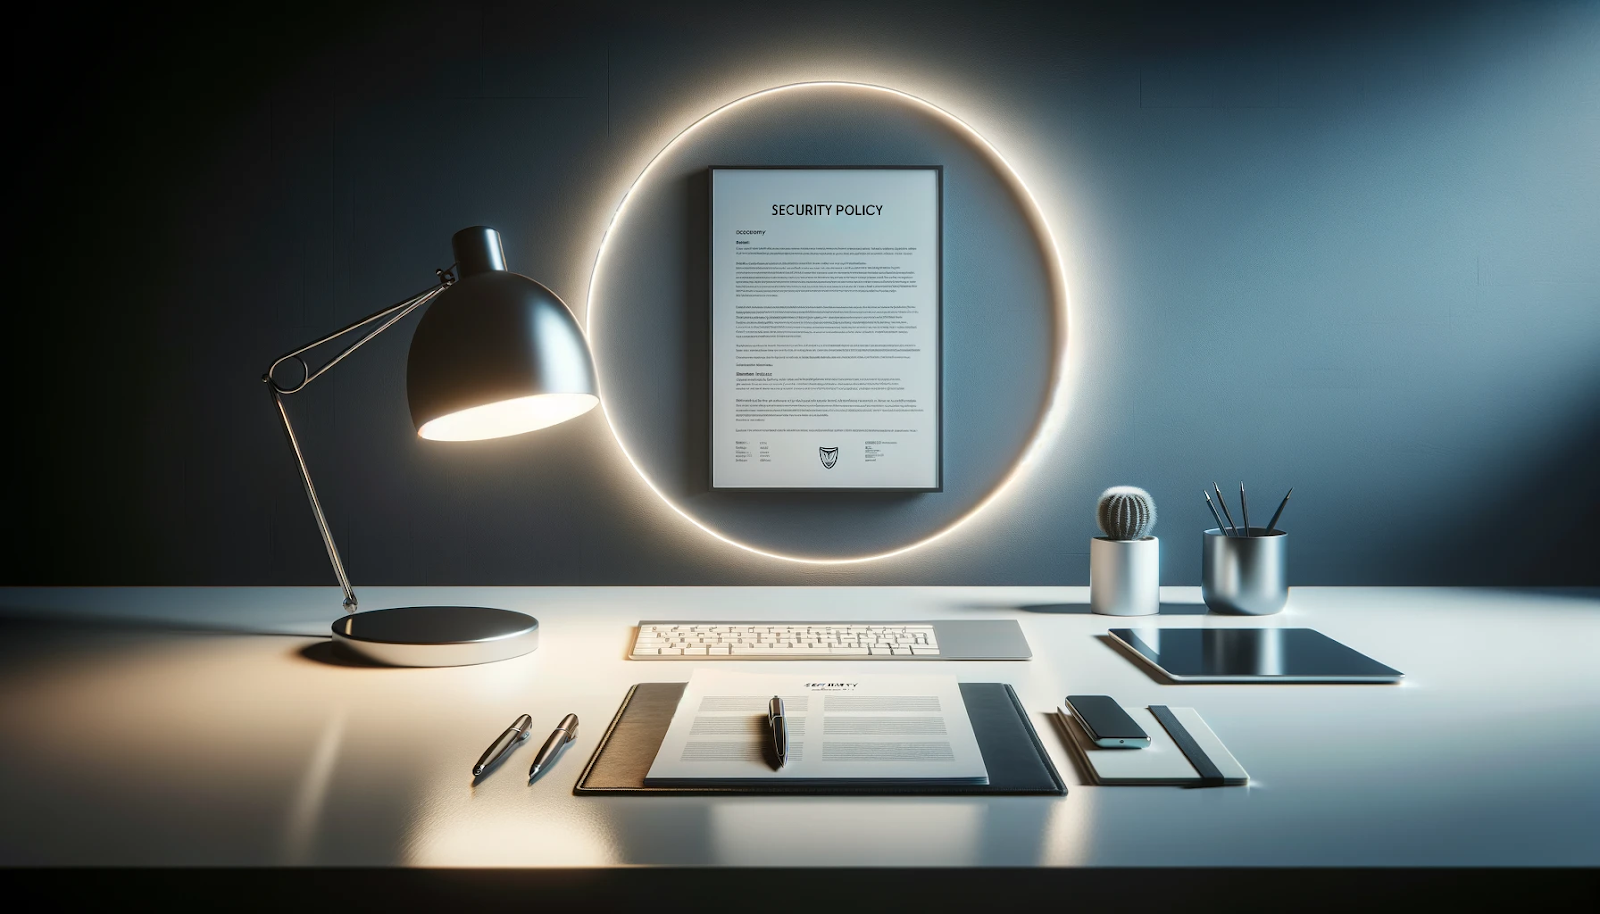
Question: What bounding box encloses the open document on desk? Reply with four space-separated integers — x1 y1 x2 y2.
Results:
643 671 988 786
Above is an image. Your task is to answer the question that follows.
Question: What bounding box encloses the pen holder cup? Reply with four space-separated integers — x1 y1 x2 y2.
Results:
1202 529 1287 615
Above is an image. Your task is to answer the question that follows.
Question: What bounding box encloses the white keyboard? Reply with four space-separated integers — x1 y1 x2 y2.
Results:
630 622 942 659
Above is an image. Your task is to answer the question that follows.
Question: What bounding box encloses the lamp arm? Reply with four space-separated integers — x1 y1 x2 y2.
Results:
266 268 456 395
262 268 455 614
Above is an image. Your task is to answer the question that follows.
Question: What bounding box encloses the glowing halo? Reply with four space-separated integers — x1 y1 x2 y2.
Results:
586 80 1071 564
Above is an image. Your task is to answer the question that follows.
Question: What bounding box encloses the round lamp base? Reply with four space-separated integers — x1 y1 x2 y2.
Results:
331 606 539 667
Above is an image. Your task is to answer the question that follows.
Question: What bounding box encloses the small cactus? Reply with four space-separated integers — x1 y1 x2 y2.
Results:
1097 486 1156 540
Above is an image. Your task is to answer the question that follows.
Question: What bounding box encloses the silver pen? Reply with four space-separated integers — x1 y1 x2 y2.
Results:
1204 490 1227 533
528 713 580 778
1266 487 1293 533
1213 482 1238 536
1240 481 1251 537
768 696 788 768
473 713 533 777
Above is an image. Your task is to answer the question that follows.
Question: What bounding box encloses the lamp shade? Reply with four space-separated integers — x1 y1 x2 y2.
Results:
406 227 599 441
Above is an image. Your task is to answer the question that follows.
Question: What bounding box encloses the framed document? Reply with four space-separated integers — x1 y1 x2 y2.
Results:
709 166 942 490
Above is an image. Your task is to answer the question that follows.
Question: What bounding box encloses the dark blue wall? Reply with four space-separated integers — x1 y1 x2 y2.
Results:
14 1 1598 586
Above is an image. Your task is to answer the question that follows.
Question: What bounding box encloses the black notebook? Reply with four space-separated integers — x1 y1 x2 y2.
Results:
574 682 1065 796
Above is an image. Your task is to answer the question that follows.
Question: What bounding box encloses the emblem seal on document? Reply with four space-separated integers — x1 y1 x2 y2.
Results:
818 447 839 469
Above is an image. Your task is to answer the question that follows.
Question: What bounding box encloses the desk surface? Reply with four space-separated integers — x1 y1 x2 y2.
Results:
1 586 1596 867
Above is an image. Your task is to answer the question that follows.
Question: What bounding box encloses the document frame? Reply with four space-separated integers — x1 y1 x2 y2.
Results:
708 165 944 492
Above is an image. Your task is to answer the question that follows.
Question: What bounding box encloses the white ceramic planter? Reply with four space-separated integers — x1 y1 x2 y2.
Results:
1090 536 1160 616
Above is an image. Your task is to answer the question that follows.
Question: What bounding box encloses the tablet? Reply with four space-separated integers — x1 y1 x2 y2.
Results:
1107 628 1403 683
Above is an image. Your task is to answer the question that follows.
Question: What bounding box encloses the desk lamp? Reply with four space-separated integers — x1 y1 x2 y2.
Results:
264 226 597 666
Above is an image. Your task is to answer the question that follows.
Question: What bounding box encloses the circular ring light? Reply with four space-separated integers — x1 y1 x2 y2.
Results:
587 81 1071 564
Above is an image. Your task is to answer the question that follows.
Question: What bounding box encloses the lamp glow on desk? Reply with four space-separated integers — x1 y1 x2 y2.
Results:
263 226 598 667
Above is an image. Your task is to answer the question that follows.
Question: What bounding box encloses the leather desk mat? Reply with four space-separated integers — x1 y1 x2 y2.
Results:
574 682 1066 795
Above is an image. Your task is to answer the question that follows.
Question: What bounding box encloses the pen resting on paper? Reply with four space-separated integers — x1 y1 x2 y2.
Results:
768 695 789 769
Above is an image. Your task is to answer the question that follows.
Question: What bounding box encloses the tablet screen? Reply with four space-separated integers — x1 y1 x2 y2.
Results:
1108 628 1402 682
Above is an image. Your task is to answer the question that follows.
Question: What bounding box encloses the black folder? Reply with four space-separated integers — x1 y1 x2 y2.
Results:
574 682 1066 795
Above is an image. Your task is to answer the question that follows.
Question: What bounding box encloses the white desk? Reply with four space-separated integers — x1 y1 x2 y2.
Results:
1 586 1596 867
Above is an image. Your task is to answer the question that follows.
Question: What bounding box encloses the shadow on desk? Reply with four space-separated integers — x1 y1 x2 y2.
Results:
1009 602 1209 616
1095 633 1180 685
1486 587 1600 601
1041 710 1093 787
0 617 381 671
296 640 384 669
0 615 316 640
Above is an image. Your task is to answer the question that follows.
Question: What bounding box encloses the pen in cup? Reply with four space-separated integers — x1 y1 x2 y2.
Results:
1204 490 1227 533
1212 483 1238 536
1266 487 1293 533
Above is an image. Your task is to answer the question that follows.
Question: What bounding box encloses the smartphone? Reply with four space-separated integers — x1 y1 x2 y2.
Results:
1064 695 1149 748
